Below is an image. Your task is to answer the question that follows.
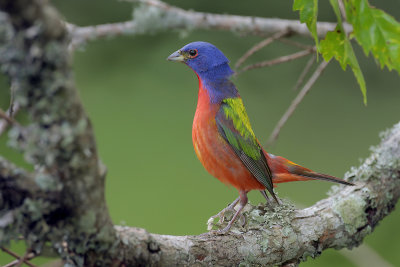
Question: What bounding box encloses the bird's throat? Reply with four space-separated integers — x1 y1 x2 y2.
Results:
195 64 239 104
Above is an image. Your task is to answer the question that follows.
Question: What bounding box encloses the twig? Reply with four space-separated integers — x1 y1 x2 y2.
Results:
0 82 20 136
277 38 313 50
266 60 330 147
235 30 291 69
1 247 37 267
3 261 17 267
0 108 16 125
292 54 316 91
3 255 37 267
238 47 316 74
15 249 31 267
3 260 21 267
9 81 17 117
0 104 20 136
66 21 136 51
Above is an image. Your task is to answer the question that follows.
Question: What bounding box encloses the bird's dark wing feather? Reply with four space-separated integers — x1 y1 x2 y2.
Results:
215 98 278 202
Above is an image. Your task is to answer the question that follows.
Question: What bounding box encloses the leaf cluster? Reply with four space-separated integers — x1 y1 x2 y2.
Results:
294 0 400 104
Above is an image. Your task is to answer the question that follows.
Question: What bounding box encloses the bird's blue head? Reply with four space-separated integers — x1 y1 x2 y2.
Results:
167 42 238 103
167 41 234 77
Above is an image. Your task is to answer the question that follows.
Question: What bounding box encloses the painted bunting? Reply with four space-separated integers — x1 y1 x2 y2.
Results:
167 41 354 233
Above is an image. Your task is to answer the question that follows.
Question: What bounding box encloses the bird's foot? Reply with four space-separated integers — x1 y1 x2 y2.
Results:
207 206 235 231
207 206 246 231
208 216 245 235
208 229 228 235
207 197 240 231
210 225 231 235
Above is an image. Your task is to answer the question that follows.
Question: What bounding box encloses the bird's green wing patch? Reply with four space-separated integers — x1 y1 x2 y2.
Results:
220 98 259 160
216 98 277 202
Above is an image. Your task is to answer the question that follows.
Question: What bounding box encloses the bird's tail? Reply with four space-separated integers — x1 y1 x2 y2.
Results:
267 154 354 186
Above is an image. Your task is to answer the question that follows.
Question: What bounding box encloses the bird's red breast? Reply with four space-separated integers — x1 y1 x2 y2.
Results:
192 78 265 191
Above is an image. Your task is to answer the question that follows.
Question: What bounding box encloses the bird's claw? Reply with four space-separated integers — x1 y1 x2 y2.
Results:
238 212 246 227
216 227 229 235
208 228 228 235
207 206 236 231
209 223 235 235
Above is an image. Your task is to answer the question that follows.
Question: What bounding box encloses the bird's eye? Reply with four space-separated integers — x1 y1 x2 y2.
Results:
188 49 198 58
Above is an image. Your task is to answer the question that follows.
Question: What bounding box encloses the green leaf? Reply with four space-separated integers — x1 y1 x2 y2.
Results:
345 41 367 105
293 0 319 47
320 29 344 67
320 30 367 104
319 0 367 104
345 0 400 72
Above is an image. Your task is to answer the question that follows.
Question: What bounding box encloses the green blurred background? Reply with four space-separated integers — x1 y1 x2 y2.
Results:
1 0 399 266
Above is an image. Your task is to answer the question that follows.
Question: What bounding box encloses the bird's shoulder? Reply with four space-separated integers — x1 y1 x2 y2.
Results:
219 97 256 139
216 97 260 160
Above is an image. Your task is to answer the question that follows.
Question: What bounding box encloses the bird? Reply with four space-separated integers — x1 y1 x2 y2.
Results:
167 41 354 233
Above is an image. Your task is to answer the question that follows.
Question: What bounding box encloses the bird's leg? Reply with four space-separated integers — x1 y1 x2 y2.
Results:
208 196 240 228
217 190 248 234
225 196 241 210
260 190 270 203
260 190 280 206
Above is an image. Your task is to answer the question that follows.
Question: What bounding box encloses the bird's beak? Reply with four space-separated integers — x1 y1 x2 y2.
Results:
167 50 185 62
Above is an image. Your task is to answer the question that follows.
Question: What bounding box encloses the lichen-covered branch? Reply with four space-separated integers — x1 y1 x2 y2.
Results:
0 0 398 266
68 0 351 49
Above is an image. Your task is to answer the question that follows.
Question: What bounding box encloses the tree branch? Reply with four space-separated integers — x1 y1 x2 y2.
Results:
278 38 314 50
292 54 316 91
68 0 351 49
235 30 291 69
237 47 316 75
